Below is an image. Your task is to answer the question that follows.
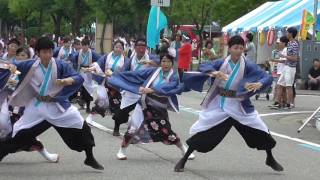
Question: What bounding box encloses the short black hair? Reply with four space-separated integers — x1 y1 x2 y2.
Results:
63 36 71 43
135 38 146 46
279 36 289 46
205 40 213 48
228 35 245 48
73 39 81 45
246 33 254 42
16 46 31 58
287 27 298 38
313 58 319 63
35 37 55 52
8 38 20 46
113 40 124 49
81 39 90 46
160 51 174 64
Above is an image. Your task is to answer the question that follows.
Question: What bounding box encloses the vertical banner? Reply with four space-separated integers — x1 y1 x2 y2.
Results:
300 9 315 40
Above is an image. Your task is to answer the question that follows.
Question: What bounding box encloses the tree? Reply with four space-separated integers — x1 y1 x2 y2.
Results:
8 0 35 44
87 0 135 53
0 0 19 38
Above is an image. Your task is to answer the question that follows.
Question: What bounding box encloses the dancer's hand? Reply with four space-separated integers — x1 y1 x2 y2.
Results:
4 64 19 74
209 71 228 81
56 78 75 86
141 60 155 66
245 82 262 92
105 69 113 77
139 87 154 94
82 67 95 73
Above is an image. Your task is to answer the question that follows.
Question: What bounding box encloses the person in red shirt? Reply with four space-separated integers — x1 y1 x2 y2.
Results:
178 35 192 82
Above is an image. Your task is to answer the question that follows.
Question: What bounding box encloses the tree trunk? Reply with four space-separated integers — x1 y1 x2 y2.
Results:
52 14 62 42
38 10 43 34
100 18 108 54
21 19 26 45
73 0 82 37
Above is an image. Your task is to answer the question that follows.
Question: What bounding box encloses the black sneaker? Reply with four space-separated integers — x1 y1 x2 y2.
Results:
283 104 294 110
268 102 279 108
269 104 281 110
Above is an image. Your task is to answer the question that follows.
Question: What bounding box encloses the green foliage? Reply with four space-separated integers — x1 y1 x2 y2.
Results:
0 0 272 38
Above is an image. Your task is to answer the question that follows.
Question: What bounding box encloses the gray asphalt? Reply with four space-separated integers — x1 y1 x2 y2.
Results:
1 91 320 180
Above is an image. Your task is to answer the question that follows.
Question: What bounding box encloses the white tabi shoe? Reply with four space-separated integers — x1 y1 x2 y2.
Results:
38 148 59 163
116 147 127 160
180 145 195 160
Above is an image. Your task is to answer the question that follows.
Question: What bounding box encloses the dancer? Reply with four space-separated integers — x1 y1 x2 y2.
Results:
111 38 157 136
174 35 283 172
72 39 101 112
0 47 59 162
108 51 195 160
0 37 103 170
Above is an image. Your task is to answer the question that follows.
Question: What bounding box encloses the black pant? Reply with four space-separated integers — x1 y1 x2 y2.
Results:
80 86 93 103
178 68 184 83
187 118 276 153
0 121 95 154
112 103 137 126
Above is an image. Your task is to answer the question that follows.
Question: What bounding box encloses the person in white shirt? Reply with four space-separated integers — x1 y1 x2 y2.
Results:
269 36 289 109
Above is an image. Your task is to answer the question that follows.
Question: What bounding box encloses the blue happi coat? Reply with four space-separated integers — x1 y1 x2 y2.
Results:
3 59 84 111
183 59 272 114
108 67 183 112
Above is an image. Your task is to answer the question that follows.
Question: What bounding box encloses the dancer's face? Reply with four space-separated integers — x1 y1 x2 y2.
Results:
228 44 244 61
135 41 146 58
16 51 29 60
39 49 53 63
113 43 124 56
161 56 173 72
82 44 89 52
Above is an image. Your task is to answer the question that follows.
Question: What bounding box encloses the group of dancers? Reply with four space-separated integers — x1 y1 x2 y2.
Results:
0 35 283 173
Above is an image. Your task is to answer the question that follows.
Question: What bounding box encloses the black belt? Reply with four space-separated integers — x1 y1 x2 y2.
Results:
218 88 236 98
80 65 89 68
36 95 56 102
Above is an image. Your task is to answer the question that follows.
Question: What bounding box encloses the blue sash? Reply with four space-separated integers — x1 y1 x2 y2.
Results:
81 52 89 66
154 70 165 88
35 62 53 107
111 54 121 71
220 60 240 109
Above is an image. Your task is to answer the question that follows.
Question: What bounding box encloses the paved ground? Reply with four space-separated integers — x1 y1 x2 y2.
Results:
1 91 320 180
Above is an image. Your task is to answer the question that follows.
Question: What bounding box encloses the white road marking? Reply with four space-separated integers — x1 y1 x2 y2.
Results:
87 105 320 152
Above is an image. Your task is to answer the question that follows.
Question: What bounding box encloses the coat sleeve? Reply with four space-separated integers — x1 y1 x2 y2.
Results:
71 52 79 70
199 59 224 73
0 69 10 90
237 62 273 98
55 61 84 101
92 51 102 62
108 68 156 94
53 47 61 58
123 57 132 71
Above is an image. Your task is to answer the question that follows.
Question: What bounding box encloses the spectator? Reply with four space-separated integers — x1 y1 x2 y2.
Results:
277 27 300 109
245 32 256 63
306 59 320 90
177 34 192 82
1 38 20 62
170 33 182 63
202 40 217 61
269 36 289 109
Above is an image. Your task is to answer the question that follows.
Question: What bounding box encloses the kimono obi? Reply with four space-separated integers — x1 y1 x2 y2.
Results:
145 94 168 109
218 87 236 98
80 65 90 68
36 95 57 102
